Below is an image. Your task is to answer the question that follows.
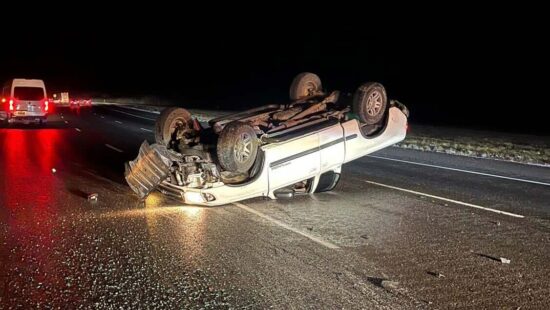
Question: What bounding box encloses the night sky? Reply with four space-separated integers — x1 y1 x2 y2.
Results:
1 9 547 134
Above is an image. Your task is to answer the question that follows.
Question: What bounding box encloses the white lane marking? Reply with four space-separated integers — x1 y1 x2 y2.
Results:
367 155 550 187
75 128 81 132
393 145 550 168
105 144 124 153
363 180 524 218
100 115 105 118
233 202 340 249
109 108 156 121
116 105 161 114
64 120 69 124
140 127 153 132
115 120 123 124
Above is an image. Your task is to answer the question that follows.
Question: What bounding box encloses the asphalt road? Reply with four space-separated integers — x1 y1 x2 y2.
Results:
1 105 549 309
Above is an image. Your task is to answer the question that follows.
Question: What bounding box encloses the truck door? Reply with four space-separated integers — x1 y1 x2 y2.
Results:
318 123 345 171
268 133 320 191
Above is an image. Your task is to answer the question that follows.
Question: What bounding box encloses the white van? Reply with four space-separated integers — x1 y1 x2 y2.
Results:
1 78 49 124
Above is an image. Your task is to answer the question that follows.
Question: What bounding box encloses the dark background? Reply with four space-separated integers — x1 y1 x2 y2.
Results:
0 9 547 134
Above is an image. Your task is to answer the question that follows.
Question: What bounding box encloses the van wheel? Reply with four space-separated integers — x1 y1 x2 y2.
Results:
290 72 322 100
314 171 341 193
353 82 388 125
217 122 259 173
155 107 192 148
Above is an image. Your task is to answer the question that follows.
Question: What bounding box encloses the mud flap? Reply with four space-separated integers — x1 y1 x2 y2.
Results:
125 141 172 199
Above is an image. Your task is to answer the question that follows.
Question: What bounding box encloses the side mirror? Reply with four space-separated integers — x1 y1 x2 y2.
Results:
274 189 294 199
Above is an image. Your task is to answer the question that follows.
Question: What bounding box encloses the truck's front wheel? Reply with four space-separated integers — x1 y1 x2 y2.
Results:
154 107 192 148
217 122 259 173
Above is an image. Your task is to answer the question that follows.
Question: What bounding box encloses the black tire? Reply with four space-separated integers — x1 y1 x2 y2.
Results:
353 82 388 125
217 122 259 173
315 171 341 193
290 72 322 100
154 107 192 147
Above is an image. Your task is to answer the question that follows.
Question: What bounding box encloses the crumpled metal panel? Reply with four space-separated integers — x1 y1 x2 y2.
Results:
125 141 172 199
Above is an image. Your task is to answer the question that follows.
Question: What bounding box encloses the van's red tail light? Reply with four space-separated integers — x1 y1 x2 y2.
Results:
44 100 49 112
9 99 14 111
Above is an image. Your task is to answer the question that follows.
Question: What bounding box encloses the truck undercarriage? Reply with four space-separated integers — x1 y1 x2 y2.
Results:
125 73 409 203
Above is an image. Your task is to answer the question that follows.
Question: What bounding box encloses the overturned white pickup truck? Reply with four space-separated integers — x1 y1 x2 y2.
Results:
125 73 409 206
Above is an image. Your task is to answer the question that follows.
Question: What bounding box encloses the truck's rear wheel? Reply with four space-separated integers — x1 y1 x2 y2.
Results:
155 107 192 148
217 122 259 173
290 72 322 100
353 82 388 125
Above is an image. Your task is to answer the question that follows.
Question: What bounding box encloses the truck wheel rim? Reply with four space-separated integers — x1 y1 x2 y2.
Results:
234 132 252 163
170 119 186 138
366 91 383 116
301 81 317 97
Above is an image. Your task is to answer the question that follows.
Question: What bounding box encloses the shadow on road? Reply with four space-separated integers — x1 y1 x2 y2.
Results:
366 276 386 288
67 187 91 200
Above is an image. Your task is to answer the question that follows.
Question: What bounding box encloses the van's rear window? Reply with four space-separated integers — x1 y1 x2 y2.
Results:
14 87 45 100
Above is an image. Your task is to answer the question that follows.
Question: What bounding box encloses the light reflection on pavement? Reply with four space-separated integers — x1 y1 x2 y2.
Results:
1 108 549 308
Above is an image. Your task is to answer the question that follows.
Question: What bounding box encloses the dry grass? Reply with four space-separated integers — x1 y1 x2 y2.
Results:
397 134 550 166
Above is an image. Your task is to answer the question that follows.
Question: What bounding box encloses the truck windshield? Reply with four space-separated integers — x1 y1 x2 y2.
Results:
14 87 45 100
